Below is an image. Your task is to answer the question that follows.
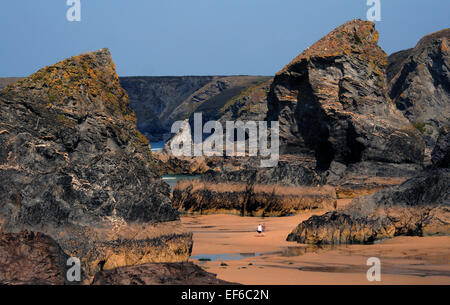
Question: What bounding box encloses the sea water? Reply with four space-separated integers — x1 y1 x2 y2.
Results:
150 141 166 152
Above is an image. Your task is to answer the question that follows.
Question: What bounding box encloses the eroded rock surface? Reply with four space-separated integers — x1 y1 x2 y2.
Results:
388 29 450 149
0 231 67 285
0 49 192 280
432 126 450 168
268 19 424 169
173 180 336 217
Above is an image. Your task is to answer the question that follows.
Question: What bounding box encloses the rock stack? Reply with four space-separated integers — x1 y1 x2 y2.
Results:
0 49 193 283
267 19 424 170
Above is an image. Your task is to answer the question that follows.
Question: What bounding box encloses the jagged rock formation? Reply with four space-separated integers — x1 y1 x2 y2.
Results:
92 262 237 285
268 19 424 170
0 49 192 280
388 29 450 149
284 24 450 245
0 231 68 285
121 76 270 141
3 76 270 143
287 168 450 244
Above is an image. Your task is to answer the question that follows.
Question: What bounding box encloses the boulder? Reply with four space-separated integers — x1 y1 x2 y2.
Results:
267 19 424 170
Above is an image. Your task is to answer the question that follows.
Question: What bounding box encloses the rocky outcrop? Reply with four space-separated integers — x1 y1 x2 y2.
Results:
121 76 270 142
92 262 237 285
287 168 450 244
0 231 68 285
388 29 450 149
173 180 336 217
0 49 192 281
268 19 424 170
285 26 450 243
432 126 450 168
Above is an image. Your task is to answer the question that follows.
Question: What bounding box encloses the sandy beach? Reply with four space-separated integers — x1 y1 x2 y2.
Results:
181 202 450 285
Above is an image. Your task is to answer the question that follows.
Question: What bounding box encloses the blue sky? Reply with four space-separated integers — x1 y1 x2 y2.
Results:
0 0 448 77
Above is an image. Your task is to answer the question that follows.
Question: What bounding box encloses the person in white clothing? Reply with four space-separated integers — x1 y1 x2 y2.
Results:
257 224 263 237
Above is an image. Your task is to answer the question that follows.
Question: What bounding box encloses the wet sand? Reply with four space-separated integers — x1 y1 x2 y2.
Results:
181 202 450 285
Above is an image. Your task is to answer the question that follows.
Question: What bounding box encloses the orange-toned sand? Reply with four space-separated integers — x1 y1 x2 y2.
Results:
181 200 450 285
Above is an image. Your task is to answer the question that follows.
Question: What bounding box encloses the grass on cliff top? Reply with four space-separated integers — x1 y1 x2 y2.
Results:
174 180 335 197
220 80 270 114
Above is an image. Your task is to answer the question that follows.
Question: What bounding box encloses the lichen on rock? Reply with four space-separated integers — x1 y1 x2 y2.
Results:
267 19 425 170
0 48 192 281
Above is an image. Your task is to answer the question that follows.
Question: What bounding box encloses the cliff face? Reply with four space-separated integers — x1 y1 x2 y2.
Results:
120 76 214 141
268 19 424 170
388 29 450 149
0 49 192 280
287 87 450 245
3 75 270 144
120 76 270 141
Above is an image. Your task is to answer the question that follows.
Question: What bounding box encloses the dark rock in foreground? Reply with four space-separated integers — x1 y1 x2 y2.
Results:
0 49 192 280
0 231 67 285
388 29 450 149
287 168 450 244
268 19 424 169
92 262 237 285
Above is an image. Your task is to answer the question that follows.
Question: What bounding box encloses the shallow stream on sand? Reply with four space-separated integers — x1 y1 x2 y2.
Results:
181 214 450 285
